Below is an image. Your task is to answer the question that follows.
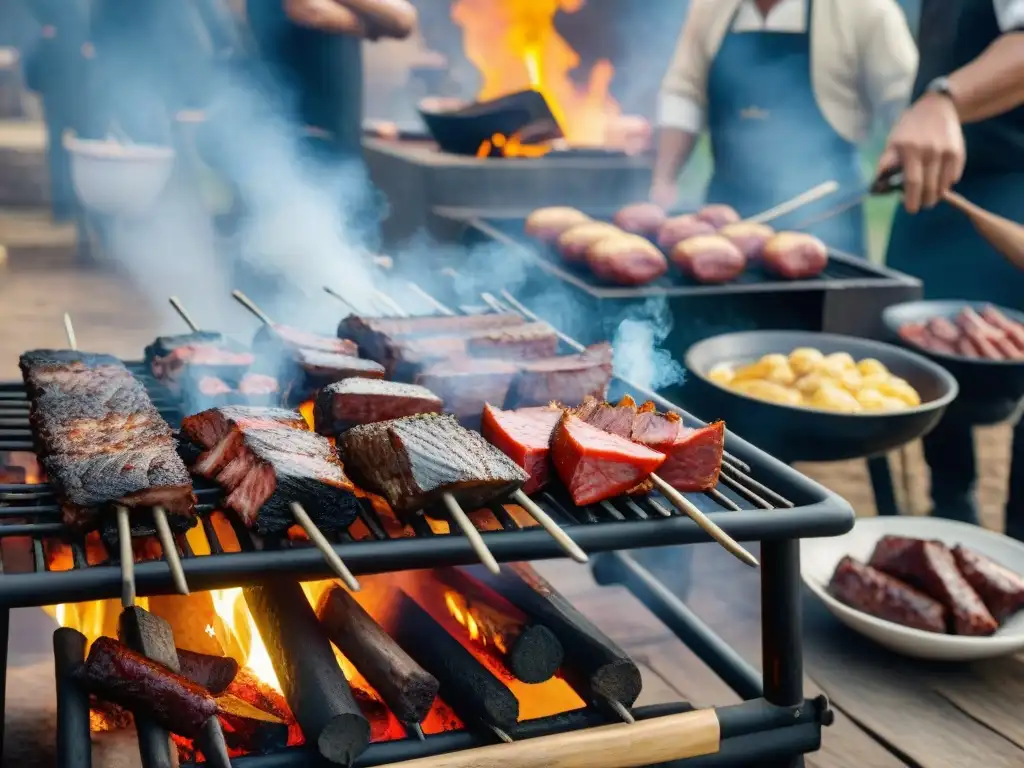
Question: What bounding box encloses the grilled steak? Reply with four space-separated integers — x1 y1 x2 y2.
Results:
337 313 526 359
952 545 1024 622
145 331 225 359
828 556 947 633
187 407 360 534
20 350 197 529
630 401 683 451
294 349 386 381
313 378 443 437
254 323 359 355
480 404 562 494
239 373 279 397
145 333 254 388
657 422 725 492
506 343 613 408
550 412 665 507
338 413 528 515
181 406 307 449
571 395 637 438
415 359 519 422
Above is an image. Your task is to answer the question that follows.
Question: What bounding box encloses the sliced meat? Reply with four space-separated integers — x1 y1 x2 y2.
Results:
952 545 1024 622
294 349 386 381
481 404 563 494
239 373 279 396
506 344 613 408
550 412 665 507
868 536 997 636
338 413 528 515
313 378 443 437
254 323 359 355
657 422 725 492
338 314 526 365
149 345 255 387
144 331 225 361
209 426 360 534
391 323 559 379
630 402 683 452
828 556 947 633
570 395 637 438
181 406 308 450
415 359 519 421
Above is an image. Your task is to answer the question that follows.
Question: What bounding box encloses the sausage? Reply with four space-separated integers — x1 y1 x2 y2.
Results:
586 234 668 285
964 330 1005 359
957 306 1005 340
926 316 961 344
695 204 741 228
76 636 219 737
176 648 239 695
828 556 946 633
981 305 1024 351
952 545 1024 622
717 222 775 260
991 335 1024 360
920 330 959 356
868 536 998 636
525 207 592 242
670 235 746 284
612 202 667 236
556 222 623 263
656 214 716 250
956 336 983 358
760 232 828 279
898 323 958 355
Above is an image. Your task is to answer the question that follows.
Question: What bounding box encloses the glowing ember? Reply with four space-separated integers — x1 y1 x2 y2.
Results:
298 400 315 430
476 132 551 159
453 0 620 148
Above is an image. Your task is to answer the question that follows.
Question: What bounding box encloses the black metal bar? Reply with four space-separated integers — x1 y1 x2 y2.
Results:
0 608 7 762
0 506 853 607
760 540 804 707
54 627 92 768
591 551 763 701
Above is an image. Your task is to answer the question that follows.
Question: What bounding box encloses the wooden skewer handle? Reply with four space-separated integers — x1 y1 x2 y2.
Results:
231 289 275 326
380 709 721 768
168 296 200 332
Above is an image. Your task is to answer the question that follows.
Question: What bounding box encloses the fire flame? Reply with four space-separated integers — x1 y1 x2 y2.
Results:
476 132 551 159
453 0 620 150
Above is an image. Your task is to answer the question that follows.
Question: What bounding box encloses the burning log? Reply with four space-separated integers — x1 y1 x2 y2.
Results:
244 581 371 765
54 628 91 768
221 668 292 754
176 649 238 695
147 593 227 656
431 568 564 684
316 585 439 725
377 588 519 735
468 564 642 713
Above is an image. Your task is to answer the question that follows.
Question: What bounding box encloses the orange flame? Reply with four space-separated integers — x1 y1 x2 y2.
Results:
476 132 552 159
453 0 620 147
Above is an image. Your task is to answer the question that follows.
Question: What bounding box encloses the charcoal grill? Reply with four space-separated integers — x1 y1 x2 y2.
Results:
2 298 853 767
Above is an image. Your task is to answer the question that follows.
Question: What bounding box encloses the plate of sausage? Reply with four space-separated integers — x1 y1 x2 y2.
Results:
801 515 1024 660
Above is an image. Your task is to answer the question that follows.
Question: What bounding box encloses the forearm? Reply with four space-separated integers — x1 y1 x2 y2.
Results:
337 0 416 39
948 32 1024 123
652 128 698 185
285 0 365 35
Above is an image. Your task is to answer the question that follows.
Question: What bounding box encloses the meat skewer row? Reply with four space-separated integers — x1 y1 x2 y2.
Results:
63 314 190 602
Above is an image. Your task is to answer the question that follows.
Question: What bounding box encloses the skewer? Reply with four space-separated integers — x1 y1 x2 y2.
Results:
407 282 456 316
115 505 137 608
442 493 501 575
744 179 840 225
648 475 758 568
408 723 426 741
168 296 200 332
62 313 77 352
153 506 190 595
231 289 276 326
373 290 408 317
510 490 588 563
323 285 357 311
290 502 361 592
487 724 514 743
606 697 636 725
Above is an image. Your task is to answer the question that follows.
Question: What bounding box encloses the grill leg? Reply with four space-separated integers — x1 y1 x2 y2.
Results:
760 539 803 707
867 456 901 516
0 607 8 761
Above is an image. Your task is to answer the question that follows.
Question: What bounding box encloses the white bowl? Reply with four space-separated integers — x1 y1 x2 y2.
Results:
801 516 1024 660
64 135 175 216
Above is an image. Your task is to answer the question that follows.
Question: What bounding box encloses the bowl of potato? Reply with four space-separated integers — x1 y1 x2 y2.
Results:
684 331 959 462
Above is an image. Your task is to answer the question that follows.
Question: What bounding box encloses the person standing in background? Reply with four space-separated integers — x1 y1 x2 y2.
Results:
650 0 918 257
878 0 1024 535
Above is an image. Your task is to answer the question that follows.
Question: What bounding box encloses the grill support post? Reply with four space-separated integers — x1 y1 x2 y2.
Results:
0 607 7 762
760 539 803 708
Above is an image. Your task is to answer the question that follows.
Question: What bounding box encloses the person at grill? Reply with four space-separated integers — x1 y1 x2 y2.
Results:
649 0 918 256
879 0 1024 536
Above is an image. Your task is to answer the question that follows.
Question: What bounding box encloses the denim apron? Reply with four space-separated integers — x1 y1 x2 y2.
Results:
885 0 1024 532
704 0 866 256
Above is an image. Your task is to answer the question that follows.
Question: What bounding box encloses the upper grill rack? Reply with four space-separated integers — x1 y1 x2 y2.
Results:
0 349 853 607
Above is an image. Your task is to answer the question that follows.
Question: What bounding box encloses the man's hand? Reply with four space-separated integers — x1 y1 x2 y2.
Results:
877 92 966 214
650 178 678 209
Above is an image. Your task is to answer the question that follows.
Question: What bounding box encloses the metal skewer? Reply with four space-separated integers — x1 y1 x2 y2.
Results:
290 502 361 592
487 723 514 743
407 722 426 741
442 493 501 575
153 506 190 595
606 697 636 724
169 296 200 332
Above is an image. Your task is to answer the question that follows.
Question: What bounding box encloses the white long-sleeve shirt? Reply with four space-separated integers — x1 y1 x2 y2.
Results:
657 0 918 144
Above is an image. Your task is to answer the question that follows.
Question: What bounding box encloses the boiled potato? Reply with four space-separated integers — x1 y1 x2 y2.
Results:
881 396 910 412
733 354 796 386
837 369 863 393
794 373 825 396
708 363 734 386
809 382 862 413
825 352 856 370
731 380 803 406
857 358 888 377
859 372 890 391
789 347 825 376
855 388 889 411
880 376 921 407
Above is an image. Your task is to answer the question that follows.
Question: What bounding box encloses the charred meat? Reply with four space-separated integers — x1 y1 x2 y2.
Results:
506 344 613 408
293 349 386 382
480 404 562 494
337 313 526 364
313 378 443 437
338 413 528 515
187 407 359 534
20 350 196 529
951 545 1024 622
415 359 519 422
254 323 359 356
145 333 254 389
828 557 947 633
181 406 307 449
550 412 665 507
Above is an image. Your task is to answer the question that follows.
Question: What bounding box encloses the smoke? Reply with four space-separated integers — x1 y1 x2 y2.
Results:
612 298 685 392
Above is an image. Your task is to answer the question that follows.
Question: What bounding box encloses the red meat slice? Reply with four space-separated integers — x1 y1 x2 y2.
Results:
481 404 563 494
657 421 726 492
572 395 638 438
630 401 683 451
550 413 665 507
952 545 1024 622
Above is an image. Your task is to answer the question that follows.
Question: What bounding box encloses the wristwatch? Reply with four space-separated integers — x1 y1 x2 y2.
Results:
925 76 955 102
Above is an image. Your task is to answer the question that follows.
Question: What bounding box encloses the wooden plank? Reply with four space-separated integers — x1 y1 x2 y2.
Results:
930 656 1024 751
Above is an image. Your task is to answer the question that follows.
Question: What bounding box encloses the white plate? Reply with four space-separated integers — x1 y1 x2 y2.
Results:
801 516 1024 660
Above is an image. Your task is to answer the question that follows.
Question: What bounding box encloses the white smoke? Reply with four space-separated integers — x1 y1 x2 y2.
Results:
612 298 686 391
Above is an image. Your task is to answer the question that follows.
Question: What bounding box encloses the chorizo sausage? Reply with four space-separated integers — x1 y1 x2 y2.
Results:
695 204 741 228
613 202 667 236
717 222 775 260
760 232 828 280
670 235 746 284
828 556 946 633
525 207 592 242
656 214 715 250
586 235 668 285
556 222 623 263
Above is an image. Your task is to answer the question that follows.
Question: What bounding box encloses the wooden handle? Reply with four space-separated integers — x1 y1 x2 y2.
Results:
745 180 839 225
231 289 275 326
942 190 1024 272
380 709 720 768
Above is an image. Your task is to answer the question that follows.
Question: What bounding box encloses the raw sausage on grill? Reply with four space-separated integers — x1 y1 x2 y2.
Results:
695 204 741 228
656 214 716 250
670 235 746 284
556 222 624 263
586 234 668 286
761 232 829 280
525 207 592 242
717 222 775 260
613 202 667 236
